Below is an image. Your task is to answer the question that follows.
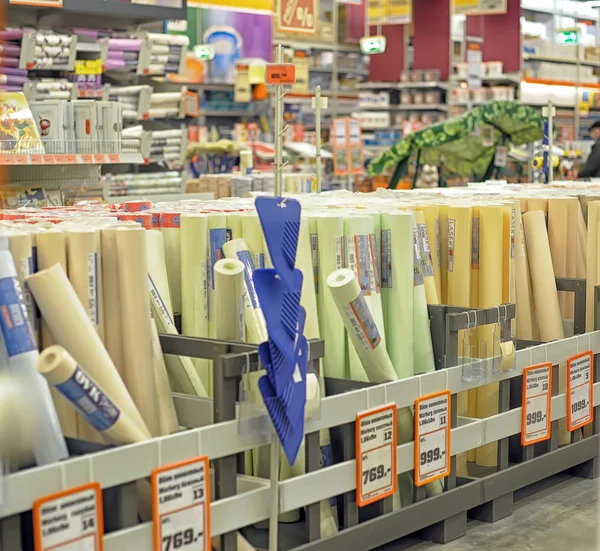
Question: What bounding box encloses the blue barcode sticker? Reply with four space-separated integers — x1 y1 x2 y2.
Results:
237 250 259 309
209 228 227 290
0 276 36 357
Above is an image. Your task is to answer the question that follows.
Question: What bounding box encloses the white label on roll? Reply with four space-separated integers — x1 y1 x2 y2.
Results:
87 253 98 325
418 224 434 277
510 208 516 259
471 218 480 269
149 275 176 331
381 229 392 289
343 293 381 351
237 295 246 342
447 219 455 273
310 233 320 293
346 235 376 296
335 237 344 270
413 227 424 287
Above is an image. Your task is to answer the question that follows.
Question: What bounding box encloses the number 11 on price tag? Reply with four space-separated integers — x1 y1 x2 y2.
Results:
355 404 397 507
567 351 594 431
152 457 210 551
414 390 451 487
521 363 552 446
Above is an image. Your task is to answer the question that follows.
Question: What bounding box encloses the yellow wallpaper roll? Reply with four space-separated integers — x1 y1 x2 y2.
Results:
27 265 150 439
207 213 228 340
446 205 471 308
223 238 268 344
586 202 600 332
381 211 414 380
38 346 148 445
415 210 439 305
100 227 124 377
115 226 160 437
418 205 442 301
548 198 569 319
476 205 504 467
565 198 579 319
519 197 528 213
226 212 243 241
241 212 265 270
150 322 179 436
214 258 245 341
438 204 449 304
317 213 346 379
502 204 516 307
527 198 547 217
514 208 537 341
467 205 479 463
523 210 565 342
160 212 181 315
577 204 587 279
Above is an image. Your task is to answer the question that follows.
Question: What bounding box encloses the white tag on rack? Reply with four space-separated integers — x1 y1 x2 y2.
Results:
521 362 552 446
33 483 103 551
355 404 397 507
567 351 594 431
152 457 210 551
414 390 451 487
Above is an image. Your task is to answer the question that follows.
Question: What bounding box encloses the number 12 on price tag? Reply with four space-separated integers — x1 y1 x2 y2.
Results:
152 456 210 551
414 390 451 487
567 351 594 431
355 404 397 507
521 363 552 446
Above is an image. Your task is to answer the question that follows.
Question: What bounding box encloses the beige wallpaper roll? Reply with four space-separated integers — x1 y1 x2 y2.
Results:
527 198 547 218
150 322 179 436
438 204 448 304
548 199 569 319
586 202 600 332
214 258 245 341
418 205 442 302
160 213 182 316
415 210 439 305
577 204 587 279
514 208 537 341
565 198 579 319
115 226 160 438
27 265 150 438
241 212 265 270
226 212 243 241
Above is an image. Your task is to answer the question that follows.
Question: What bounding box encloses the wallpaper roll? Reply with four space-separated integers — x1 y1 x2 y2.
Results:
160 212 182 316
527 198 548 218
586 202 600 332
0 242 68 466
548 198 569 319
476 205 504 467
241 212 265 270
214 259 245 342
180 214 211 393
226 213 243 241
115 226 160 438
8 232 37 340
523 210 565 342
514 208 537 341
317 213 346 379
381 211 414 380
100 227 124 376
577 204 587 279
415 210 439 306
446 205 472 309
38 346 148 445
565 198 579 320
36 230 78 439
419 206 442 307
207 213 228 340
223 238 267 344
297 218 320 344
438 204 449 304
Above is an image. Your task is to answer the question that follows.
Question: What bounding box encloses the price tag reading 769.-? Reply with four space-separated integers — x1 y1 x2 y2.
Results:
355 404 397 507
33 482 103 551
567 351 594 431
521 363 552 446
152 457 210 551
414 390 451 487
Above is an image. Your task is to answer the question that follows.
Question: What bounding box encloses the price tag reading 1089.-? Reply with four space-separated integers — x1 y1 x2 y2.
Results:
567 351 594 431
152 457 210 551
414 391 451 487
521 363 552 446
355 404 397 507
33 483 104 551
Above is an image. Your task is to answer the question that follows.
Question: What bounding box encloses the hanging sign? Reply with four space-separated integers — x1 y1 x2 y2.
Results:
368 0 411 25
277 0 318 34
331 118 364 176
453 0 506 15
355 404 397 507
34 483 104 551
521 363 552 446
266 64 296 85
292 52 310 93
9 0 63 6
234 64 251 103
567 351 594 431
152 457 211 551
414 390 451 487
188 0 272 12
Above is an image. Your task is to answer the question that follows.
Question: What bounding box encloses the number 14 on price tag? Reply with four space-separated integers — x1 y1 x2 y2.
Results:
152 457 210 551
414 390 451 487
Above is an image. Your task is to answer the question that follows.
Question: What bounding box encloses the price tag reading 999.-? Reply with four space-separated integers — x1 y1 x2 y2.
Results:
152 457 210 551
355 404 397 507
414 391 451 487
33 483 103 551
567 351 594 431
521 363 552 446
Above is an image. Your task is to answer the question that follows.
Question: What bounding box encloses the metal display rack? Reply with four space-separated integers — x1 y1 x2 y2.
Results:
0 281 598 551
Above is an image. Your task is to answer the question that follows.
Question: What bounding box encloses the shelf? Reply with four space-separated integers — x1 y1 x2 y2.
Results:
200 110 253 118
451 74 521 85
0 153 144 166
398 104 448 111
523 77 600 89
523 54 600 68
397 81 450 90
184 82 235 93
275 39 361 53
357 105 399 110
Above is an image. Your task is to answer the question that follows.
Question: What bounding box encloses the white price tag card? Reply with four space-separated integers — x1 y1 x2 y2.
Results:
152 457 210 551
567 351 594 431
355 404 397 507
521 362 552 446
34 483 103 551
414 390 451 487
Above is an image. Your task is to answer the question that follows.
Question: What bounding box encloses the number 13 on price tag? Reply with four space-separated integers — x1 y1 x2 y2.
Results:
414 390 451 487
152 456 210 551
567 351 594 431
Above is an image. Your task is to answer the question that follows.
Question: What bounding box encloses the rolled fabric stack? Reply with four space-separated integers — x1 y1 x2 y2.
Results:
150 128 185 166
102 172 183 197
108 84 152 120
0 29 25 92
29 79 73 100
149 91 183 119
33 32 74 70
121 125 143 156
106 38 142 73
147 33 189 75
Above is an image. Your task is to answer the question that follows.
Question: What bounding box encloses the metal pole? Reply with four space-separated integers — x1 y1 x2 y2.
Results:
548 100 554 184
315 85 322 193
274 44 284 196
268 429 280 551
575 42 581 143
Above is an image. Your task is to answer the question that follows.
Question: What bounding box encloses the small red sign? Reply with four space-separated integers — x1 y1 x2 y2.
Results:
266 64 296 85
277 0 317 33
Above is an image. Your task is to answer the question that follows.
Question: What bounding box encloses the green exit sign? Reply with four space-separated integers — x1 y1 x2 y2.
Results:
194 45 215 61
360 35 387 55
556 29 579 44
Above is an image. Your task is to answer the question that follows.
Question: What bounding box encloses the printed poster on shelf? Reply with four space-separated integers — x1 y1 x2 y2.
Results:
277 0 318 34
453 0 507 15
368 0 411 25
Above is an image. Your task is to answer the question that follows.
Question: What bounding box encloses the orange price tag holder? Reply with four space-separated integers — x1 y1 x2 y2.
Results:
152 456 211 551
266 64 296 85
355 404 397 507
93 154 107 164
33 482 104 551
567 350 594 431
108 154 120 164
30 154 43 164
43 155 56 164
183 91 199 117
414 390 451 487
521 362 552 446
81 154 93 164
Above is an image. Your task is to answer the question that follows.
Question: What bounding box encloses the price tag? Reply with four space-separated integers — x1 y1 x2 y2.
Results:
521 362 552 446
234 64 251 103
152 456 210 551
414 390 451 486
30 155 43 164
33 483 103 551
266 64 296 85
81 154 93 164
43 155 56 164
108 154 120 164
93 155 107 164
355 404 397 507
567 351 594 431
